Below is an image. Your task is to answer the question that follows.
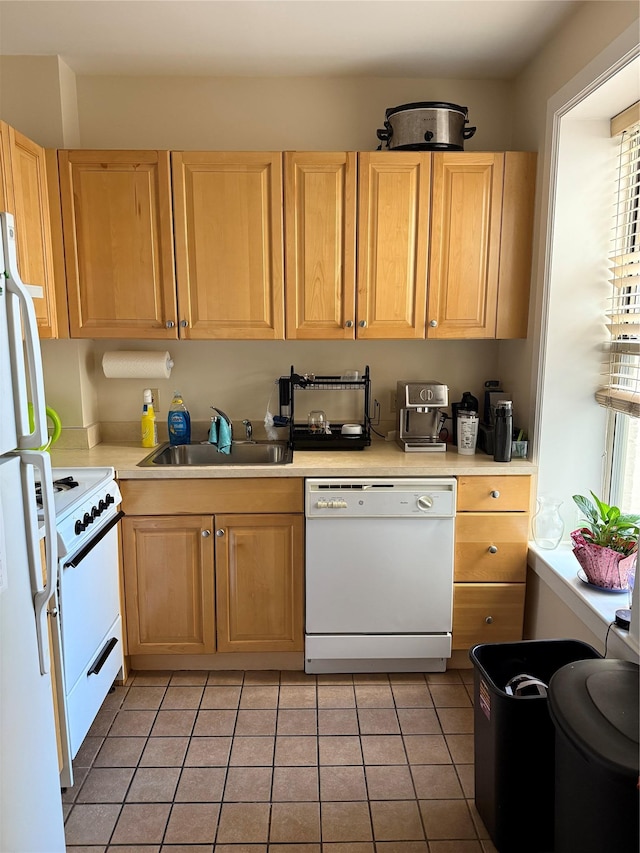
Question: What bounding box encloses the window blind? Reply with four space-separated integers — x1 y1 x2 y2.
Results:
596 116 640 417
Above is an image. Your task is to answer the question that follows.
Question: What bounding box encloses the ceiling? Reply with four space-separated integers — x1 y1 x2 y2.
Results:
0 0 582 79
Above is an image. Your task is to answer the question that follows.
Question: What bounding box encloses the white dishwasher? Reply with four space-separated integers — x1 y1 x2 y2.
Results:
305 477 456 673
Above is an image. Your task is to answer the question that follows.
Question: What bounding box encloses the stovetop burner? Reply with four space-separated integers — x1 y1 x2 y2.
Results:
35 476 79 508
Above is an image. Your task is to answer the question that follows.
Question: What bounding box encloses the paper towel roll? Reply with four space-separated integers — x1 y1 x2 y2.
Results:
102 351 174 379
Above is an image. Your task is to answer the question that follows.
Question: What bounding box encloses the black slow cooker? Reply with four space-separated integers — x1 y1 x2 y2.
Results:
376 101 476 151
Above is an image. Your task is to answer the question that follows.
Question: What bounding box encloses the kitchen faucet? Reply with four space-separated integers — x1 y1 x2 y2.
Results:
209 407 232 451
242 419 253 441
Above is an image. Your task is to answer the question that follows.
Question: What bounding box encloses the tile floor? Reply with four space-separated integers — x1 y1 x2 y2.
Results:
63 668 498 852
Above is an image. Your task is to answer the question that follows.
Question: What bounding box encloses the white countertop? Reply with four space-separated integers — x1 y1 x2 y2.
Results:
49 439 537 480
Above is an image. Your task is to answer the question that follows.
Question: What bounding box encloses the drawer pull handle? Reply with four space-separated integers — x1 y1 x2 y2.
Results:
202 529 211 538
485 616 494 624
344 320 354 328
488 545 498 554
490 490 500 499
216 529 225 537
88 637 118 677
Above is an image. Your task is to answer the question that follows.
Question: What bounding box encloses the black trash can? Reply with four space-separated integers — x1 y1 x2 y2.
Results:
548 658 639 853
469 639 601 853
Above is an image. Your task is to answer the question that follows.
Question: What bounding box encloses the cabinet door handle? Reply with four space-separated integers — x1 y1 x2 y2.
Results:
358 319 367 328
215 529 225 537
429 319 438 328
485 616 494 624
165 320 175 328
179 319 189 328
490 490 501 499
344 320 354 328
202 529 211 538
488 545 498 554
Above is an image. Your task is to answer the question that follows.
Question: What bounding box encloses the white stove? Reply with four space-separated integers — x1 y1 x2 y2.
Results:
39 466 125 788
38 467 122 558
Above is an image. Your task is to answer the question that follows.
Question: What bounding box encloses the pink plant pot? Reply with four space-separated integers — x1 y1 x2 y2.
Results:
570 530 636 590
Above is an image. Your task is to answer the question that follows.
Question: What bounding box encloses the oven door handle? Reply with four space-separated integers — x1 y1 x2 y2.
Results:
64 511 124 569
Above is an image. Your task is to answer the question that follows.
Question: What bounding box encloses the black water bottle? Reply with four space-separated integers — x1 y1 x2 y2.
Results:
493 400 513 463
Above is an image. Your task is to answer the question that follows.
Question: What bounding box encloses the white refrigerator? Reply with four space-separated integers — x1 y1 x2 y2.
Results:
0 212 66 851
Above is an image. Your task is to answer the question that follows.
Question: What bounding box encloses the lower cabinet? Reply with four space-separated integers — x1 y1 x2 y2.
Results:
215 514 304 653
452 583 527 649
452 475 531 650
122 515 216 655
120 478 304 657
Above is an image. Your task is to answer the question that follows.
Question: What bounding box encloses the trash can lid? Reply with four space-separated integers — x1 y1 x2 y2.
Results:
548 659 639 778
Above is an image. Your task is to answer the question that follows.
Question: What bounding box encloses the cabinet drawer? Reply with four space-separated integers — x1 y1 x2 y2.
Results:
457 475 531 512
121 477 304 515
455 513 529 582
452 583 525 650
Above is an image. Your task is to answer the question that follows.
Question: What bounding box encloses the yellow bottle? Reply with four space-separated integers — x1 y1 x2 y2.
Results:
141 388 158 448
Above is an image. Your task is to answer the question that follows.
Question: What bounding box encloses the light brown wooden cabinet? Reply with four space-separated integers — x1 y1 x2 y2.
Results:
52 147 534 341
121 515 216 655
357 152 431 339
452 474 531 649
215 513 304 653
428 152 536 339
120 479 304 657
57 149 178 339
172 151 285 340
0 122 60 338
285 150 430 340
284 152 357 340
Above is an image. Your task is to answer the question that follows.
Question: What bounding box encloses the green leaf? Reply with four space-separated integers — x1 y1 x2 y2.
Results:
573 495 598 524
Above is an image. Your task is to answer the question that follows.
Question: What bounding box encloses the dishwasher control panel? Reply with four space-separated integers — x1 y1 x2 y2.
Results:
305 477 456 517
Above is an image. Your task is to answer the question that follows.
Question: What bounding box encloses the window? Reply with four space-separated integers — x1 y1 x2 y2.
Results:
597 103 640 510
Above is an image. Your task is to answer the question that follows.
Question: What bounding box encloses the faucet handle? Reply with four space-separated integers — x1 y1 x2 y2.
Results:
242 419 253 440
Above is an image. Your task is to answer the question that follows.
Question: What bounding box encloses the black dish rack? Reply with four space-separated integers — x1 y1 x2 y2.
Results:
281 365 372 451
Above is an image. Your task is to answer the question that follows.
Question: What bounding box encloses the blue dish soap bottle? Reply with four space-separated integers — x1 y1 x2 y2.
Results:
168 391 191 446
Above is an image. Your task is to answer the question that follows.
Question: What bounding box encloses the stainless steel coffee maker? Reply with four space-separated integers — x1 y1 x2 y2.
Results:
396 380 448 452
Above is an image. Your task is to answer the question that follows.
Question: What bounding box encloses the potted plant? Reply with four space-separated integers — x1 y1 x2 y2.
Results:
571 492 640 590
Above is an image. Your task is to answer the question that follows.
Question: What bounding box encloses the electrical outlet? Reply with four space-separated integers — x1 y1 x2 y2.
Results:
389 391 397 413
150 388 159 410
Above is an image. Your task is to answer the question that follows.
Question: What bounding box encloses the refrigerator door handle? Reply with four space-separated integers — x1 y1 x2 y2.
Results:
0 212 48 450
19 449 58 676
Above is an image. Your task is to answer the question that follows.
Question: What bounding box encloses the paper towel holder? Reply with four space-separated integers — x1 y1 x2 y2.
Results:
102 350 175 379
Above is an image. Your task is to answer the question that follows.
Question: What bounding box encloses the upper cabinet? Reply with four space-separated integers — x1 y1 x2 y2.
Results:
172 151 284 340
58 150 177 339
284 152 356 340
52 145 535 341
427 152 536 339
285 151 431 340
0 123 59 338
357 152 431 340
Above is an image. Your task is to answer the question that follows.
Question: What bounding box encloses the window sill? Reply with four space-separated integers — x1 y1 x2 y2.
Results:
527 542 639 661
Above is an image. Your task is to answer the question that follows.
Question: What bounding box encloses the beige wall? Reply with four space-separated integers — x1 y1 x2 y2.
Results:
75 75 512 151
0 56 77 147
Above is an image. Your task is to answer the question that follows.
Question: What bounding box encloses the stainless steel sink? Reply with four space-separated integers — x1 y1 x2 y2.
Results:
138 440 293 467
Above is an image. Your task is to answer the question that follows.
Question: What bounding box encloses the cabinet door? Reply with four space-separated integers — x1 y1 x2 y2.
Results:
58 150 178 339
2 124 58 338
357 152 430 339
122 516 215 655
215 514 304 653
172 151 284 340
285 152 357 339
428 153 504 338
496 152 537 339
452 583 526 649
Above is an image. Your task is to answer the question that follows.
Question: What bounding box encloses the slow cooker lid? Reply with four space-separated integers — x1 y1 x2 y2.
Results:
385 101 469 118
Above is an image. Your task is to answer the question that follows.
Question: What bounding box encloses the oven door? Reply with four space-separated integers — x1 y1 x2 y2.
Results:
56 511 124 784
